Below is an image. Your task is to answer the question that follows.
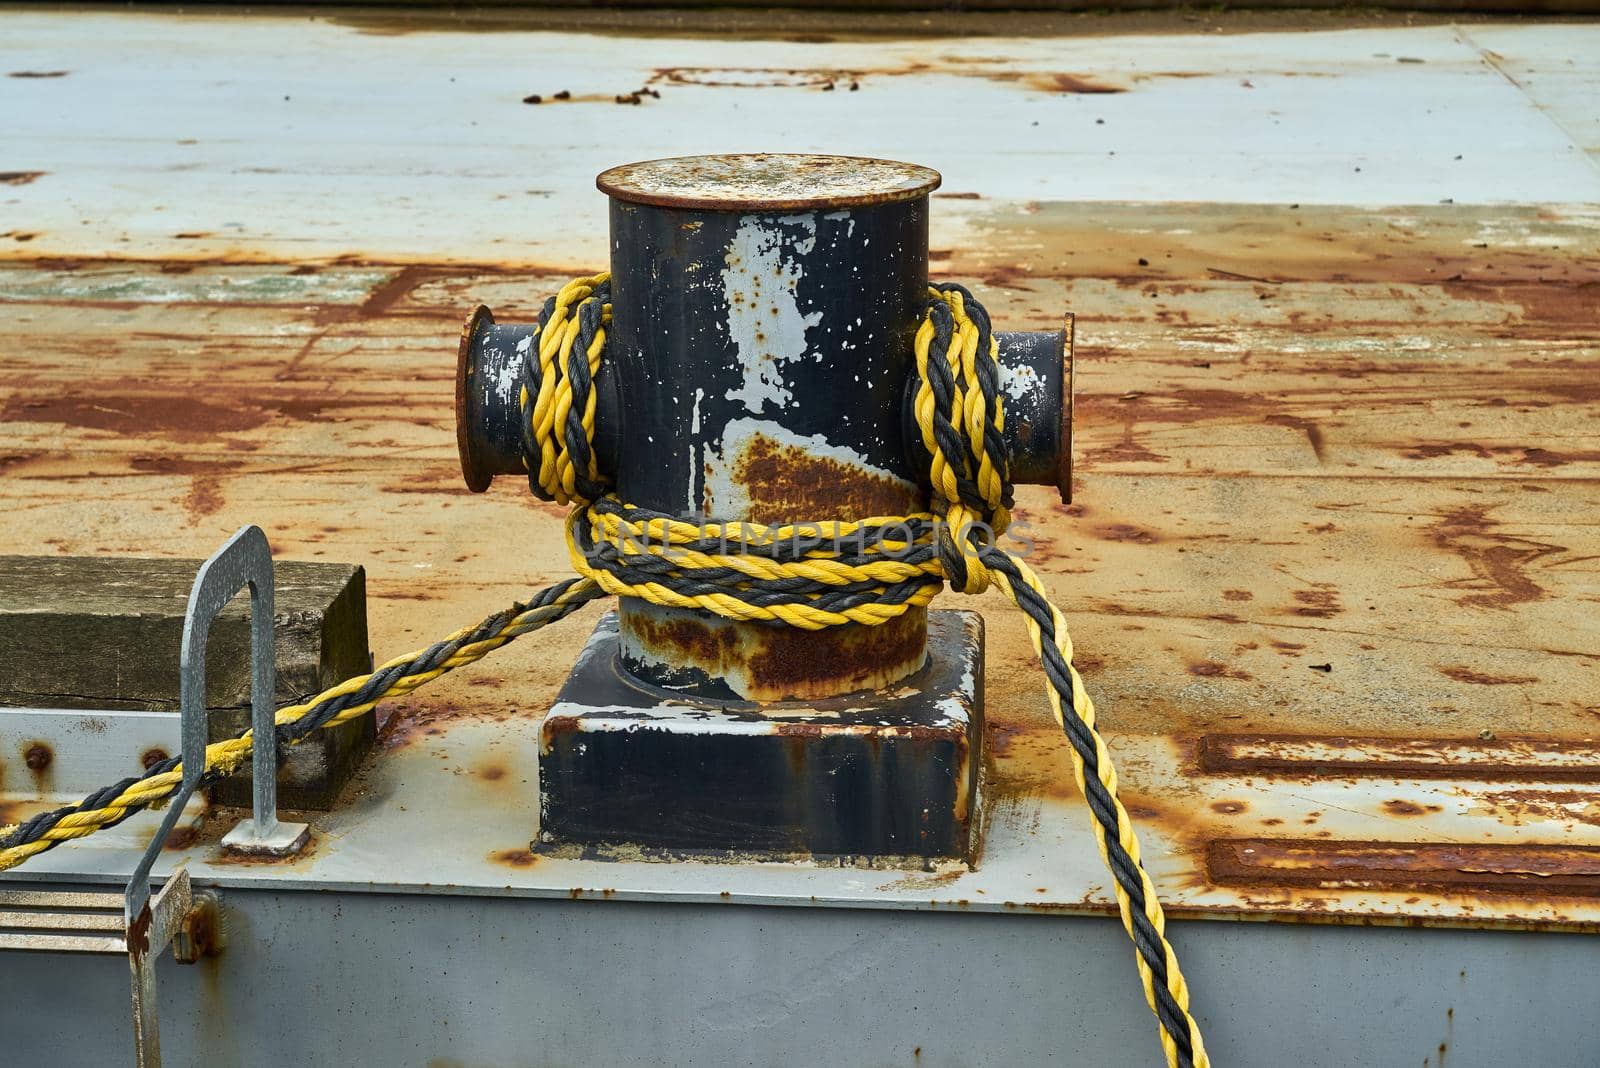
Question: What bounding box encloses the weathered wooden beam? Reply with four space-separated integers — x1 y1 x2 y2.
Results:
0 555 372 810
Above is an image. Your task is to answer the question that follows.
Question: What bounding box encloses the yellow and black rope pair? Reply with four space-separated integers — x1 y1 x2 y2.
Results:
0 273 1209 1068
0 579 603 871
522 275 1208 1068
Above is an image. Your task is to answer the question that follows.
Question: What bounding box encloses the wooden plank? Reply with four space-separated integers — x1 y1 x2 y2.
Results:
0 557 372 809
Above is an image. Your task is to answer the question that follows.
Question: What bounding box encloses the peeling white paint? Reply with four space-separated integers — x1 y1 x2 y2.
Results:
496 334 532 410
997 360 1042 405
721 214 821 413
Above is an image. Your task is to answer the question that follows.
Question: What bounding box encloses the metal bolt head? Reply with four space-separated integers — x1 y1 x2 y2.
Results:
172 892 223 964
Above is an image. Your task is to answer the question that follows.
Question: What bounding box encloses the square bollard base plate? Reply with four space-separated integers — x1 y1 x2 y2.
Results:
538 610 983 860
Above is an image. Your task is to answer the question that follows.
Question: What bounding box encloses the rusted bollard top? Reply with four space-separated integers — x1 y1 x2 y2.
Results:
596 153 942 212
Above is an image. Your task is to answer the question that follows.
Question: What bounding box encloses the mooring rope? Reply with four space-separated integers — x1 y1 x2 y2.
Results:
0 273 1208 1068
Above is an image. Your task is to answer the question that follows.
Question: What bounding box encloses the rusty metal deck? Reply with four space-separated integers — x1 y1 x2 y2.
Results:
1 10 1599 1063
3 5 1598 929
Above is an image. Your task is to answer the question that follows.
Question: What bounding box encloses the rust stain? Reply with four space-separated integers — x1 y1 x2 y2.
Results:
1081 428 1167 467
1020 72 1126 94
0 393 268 439
376 700 521 750
1428 506 1564 611
125 903 152 956
0 171 46 186
743 612 926 701
727 432 921 526
1093 522 1160 544
1474 788 1600 829
1209 839 1600 898
1382 799 1442 817
653 67 844 89
125 456 243 520
490 847 538 868
1198 733 1600 784
1188 662 1252 681
624 604 928 702
21 741 52 793
163 825 201 851
1439 665 1538 686
1291 587 1343 618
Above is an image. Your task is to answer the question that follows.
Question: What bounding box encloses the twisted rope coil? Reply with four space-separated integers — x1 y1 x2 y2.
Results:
0 272 1208 1068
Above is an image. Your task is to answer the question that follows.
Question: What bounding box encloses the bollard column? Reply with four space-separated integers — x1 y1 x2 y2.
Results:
598 154 939 702
452 154 1076 859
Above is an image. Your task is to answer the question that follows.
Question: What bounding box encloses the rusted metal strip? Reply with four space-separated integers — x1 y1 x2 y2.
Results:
1208 838 1600 898
1198 734 1600 783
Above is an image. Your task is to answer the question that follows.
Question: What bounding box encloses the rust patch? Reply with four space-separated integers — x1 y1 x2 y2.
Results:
1428 506 1564 611
478 763 508 782
23 742 51 772
1291 587 1343 618
0 172 45 186
1093 522 1159 544
744 612 927 701
1475 788 1600 829
1209 839 1600 898
1382 799 1441 817
0 393 268 438
1188 662 1252 681
490 847 538 868
376 700 520 750
1020 72 1125 94
163 825 201 851
628 614 738 673
727 432 921 525
1199 733 1600 784
624 604 928 702
1222 589 1253 602
598 152 938 212
653 67 843 89
1080 429 1167 467
1439 665 1538 687
125 903 153 956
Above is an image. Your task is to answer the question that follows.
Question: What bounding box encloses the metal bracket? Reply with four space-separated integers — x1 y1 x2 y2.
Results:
122 524 300 1067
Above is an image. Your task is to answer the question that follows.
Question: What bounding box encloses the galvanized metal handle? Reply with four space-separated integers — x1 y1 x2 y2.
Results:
125 524 275 923
123 525 273 1068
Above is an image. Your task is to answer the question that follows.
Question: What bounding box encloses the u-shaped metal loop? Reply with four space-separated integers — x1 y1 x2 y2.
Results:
126 525 276 923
